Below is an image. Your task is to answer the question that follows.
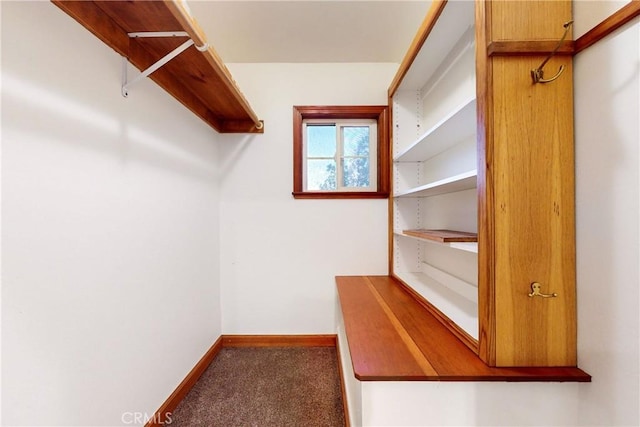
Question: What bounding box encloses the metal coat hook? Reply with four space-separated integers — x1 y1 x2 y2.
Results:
528 282 557 298
531 20 573 84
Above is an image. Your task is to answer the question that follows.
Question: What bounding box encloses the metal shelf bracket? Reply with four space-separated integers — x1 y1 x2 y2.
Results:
121 31 208 97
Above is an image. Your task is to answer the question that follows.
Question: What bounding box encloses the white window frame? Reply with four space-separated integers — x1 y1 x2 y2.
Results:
302 118 377 192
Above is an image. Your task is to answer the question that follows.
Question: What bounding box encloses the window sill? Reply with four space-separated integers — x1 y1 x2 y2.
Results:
292 191 389 200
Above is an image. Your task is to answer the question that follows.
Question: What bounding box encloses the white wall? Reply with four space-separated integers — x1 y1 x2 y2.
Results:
339 3 640 426
573 2 639 425
3 1 637 426
1 2 223 426
218 63 395 334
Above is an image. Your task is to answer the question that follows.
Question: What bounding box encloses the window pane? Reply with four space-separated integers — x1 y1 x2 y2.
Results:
307 159 337 190
343 126 369 156
342 158 370 188
306 125 336 157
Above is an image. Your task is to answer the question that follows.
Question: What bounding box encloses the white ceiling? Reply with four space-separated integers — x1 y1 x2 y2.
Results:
186 1 432 63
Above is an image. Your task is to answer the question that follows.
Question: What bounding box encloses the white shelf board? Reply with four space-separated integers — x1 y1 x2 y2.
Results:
394 231 478 253
398 1 475 91
394 169 477 198
449 242 479 253
394 97 476 162
395 269 478 340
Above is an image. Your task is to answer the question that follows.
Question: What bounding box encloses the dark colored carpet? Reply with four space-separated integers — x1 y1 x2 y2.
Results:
169 347 346 427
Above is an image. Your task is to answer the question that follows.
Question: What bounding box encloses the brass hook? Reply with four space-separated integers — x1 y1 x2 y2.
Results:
528 282 557 298
531 66 565 84
531 20 573 84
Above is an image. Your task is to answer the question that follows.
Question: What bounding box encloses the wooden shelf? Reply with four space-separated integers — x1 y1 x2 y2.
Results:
393 230 478 254
395 230 478 253
52 0 264 134
394 97 476 162
394 169 476 198
389 0 582 370
402 229 477 243
337 275 591 382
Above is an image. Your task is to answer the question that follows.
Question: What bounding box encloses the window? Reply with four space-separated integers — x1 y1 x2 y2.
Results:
305 120 376 191
293 106 389 199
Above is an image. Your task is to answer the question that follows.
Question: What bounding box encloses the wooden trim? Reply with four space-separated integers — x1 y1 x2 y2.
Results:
575 0 640 54
387 96 395 276
222 334 337 347
388 0 448 97
145 336 223 427
335 338 351 427
487 40 575 56
377 106 391 196
293 105 389 119
292 191 388 199
292 107 304 194
292 105 390 199
480 1 640 58
475 0 497 367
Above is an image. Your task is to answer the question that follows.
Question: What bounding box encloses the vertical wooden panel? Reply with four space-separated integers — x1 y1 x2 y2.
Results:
476 0 497 366
491 54 576 366
478 0 576 366
490 0 573 41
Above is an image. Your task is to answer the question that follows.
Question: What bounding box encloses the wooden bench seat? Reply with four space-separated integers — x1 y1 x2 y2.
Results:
336 275 591 382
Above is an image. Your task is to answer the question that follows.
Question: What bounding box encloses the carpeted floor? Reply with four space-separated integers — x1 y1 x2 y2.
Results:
169 347 346 427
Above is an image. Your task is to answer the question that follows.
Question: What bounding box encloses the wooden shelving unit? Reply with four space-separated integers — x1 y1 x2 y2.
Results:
389 0 581 368
390 0 478 345
52 0 264 134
